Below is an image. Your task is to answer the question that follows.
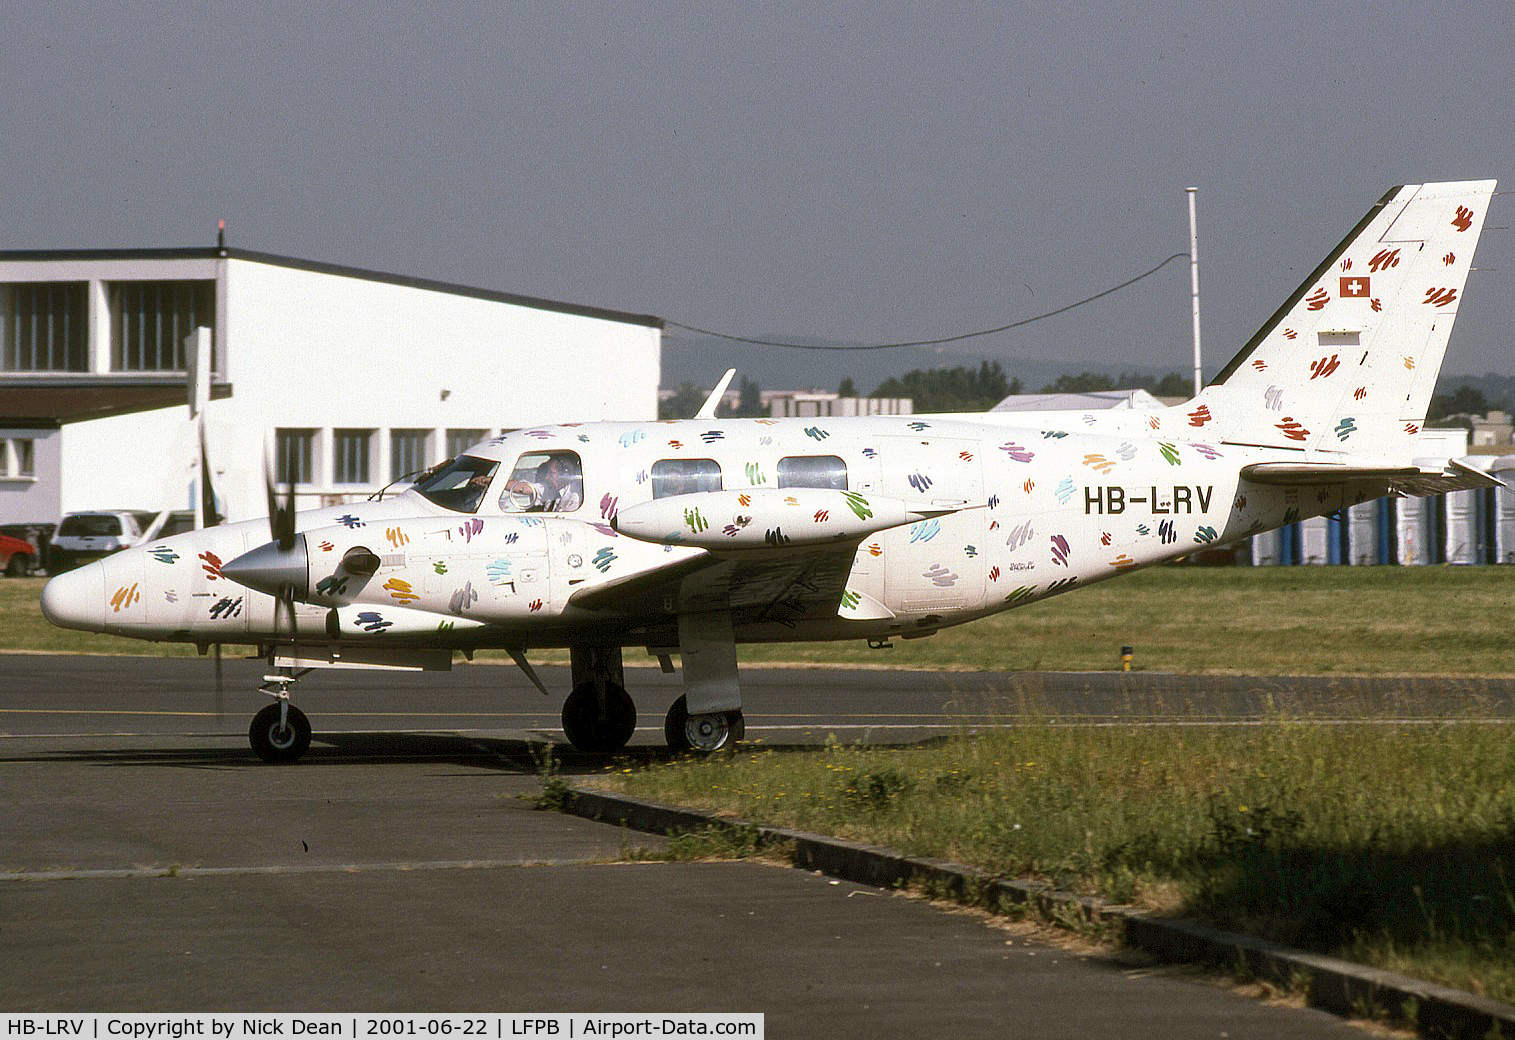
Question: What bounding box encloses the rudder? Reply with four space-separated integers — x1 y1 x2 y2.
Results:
1193 180 1496 458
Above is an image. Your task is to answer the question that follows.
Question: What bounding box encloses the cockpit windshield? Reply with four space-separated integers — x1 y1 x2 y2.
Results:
411 455 500 513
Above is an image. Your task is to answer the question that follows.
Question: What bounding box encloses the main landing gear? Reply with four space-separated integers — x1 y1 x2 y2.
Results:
562 646 637 753
663 694 744 754
249 670 313 763
560 611 747 755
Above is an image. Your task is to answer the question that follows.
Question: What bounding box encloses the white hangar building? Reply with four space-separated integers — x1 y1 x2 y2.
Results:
0 246 662 528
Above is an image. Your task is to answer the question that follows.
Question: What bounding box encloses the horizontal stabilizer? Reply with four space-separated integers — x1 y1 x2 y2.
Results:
1391 458 1507 498
1241 458 1504 496
1240 462 1423 485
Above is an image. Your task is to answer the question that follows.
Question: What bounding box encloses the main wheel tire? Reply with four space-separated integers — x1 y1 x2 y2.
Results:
561 682 637 753
4 553 28 577
664 694 745 753
249 703 312 763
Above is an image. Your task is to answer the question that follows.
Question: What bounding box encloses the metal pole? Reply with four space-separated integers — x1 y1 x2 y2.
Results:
1186 187 1202 396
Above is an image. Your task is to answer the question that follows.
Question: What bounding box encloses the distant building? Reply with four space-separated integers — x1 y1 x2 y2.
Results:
990 388 1167 413
765 390 911 418
0 246 662 528
1471 410 1514 448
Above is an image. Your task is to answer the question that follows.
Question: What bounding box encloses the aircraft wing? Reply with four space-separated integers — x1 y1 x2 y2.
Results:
567 542 862 628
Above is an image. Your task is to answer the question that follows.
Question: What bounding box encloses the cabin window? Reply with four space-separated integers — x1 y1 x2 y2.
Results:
501 450 583 512
651 458 722 499
777 455 847 490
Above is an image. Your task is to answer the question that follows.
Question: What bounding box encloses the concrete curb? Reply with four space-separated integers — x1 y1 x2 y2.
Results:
566 786 1515 1040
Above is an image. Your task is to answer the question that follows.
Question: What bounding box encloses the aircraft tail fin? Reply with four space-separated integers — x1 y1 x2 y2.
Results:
1191 181 1496 458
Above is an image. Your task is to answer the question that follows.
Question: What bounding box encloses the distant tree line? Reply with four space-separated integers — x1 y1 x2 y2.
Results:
1035 371 1193 397
869 361 1019 413
663 367 1515 422
658 366 1204 419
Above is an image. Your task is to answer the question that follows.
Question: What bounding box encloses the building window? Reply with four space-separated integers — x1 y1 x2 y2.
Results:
446 428 488 458
333 429 374 484
1 283 88 371
109 280 214 372
275 429 316 485
390 429 432 482
777 455 848 490
651 458 722 499
2 438 35 478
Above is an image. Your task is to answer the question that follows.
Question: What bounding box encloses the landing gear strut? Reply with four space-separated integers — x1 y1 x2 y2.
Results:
250 670 313 763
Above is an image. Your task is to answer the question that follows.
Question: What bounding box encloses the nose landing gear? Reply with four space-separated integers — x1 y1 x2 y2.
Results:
250 671 313 763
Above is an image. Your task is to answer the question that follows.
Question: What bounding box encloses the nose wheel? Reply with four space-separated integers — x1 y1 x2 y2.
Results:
250 670 313 763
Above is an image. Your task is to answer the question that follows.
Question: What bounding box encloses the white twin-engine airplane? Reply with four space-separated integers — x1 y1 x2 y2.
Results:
41 181 1502 761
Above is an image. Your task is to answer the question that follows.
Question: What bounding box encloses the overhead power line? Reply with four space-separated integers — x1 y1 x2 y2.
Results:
665 252 1191 351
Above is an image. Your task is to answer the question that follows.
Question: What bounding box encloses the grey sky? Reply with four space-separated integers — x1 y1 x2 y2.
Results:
3 2 1511 391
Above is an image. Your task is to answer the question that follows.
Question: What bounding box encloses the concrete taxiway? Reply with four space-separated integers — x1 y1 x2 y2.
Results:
5 654 1503 1034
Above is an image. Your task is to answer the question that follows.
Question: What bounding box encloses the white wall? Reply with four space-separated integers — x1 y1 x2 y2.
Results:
0 429 61 524
201 259 660 518
58 407 193 515
221 259 659 430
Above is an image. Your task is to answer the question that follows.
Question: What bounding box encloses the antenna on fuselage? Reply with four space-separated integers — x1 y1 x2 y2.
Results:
1187 187 1203 396
694 368 738 419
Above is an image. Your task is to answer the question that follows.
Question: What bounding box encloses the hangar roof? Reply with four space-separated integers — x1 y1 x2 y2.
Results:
0 246 664 330
0 384 232 429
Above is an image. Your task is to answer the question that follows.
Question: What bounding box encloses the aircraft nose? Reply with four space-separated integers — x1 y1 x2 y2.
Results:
40 561 107 633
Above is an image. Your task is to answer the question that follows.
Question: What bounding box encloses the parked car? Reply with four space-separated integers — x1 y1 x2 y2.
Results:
0 532 37 576
47 510 199 573
48 511 155 573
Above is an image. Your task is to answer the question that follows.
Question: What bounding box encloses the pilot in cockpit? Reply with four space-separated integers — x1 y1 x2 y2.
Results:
535 454 582 512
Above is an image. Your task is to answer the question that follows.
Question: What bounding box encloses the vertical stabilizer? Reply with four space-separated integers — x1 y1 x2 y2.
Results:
1193 180 1495 457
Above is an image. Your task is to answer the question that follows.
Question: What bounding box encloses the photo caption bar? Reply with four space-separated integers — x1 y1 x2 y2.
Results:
1 1016 763 1040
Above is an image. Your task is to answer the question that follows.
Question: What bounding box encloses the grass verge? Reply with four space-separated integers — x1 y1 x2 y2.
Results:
595 716 1515 1005
6 564 1515 675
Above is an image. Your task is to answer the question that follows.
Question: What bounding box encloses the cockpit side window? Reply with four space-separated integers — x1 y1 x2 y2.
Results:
501 450 584 513
777 455 848 490
411 455 499 513
651 458 722 499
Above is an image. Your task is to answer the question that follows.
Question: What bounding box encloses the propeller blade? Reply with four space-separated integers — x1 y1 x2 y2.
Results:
213 643 224 722
272 580 300 650
198 416 224 528
263 433 297 551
